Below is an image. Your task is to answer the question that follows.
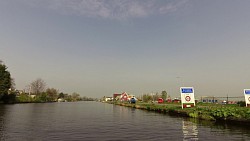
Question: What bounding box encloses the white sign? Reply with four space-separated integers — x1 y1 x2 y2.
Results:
180 87 195 109
244 89 250 107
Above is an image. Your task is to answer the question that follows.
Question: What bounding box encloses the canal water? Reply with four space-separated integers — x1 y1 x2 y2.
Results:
0 101 249 141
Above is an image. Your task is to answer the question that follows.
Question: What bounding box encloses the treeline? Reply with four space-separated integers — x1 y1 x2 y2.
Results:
16 90 97 103
140 91 169 102
0 60 97 104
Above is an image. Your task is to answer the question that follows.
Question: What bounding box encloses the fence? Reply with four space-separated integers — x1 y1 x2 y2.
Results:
199 96 245 104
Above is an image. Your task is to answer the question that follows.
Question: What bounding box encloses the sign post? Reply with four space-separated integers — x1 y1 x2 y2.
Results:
180 87 195 109
244 89 250 107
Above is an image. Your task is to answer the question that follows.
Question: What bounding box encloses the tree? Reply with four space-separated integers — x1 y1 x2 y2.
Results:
11 78 16 90
58 92 65 99
142 94 153 102
161 90 168 101
46 88 58 101
154 92 160 101
30 78 46 95
16 93 30 103
34 92 49 102
0 61 12 102
71 92 80 101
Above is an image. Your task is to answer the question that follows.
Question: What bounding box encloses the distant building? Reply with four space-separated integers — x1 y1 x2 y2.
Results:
105 97 113 101
200 96 221 103
173 98 181 103
15 90 25 95
30 95 36 98
58 98 65 102
113 93 122 100
120 92 129 101
113 92 134 102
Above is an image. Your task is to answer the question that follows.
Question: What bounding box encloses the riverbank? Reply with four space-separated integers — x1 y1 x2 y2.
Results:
110 102 250 125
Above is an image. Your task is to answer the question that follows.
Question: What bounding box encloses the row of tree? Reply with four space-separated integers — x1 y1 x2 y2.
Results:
16 89 90 103
0 60 97 104
140 90 169 102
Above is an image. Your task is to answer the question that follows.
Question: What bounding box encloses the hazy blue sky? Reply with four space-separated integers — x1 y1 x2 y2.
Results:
1 0 250 98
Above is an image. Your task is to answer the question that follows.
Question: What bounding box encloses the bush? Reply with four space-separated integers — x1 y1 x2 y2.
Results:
237 101 246 107
2 93 16 104
16 94 31 103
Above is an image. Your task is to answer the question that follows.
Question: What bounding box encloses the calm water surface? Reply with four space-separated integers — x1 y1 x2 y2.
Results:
0 102 250 141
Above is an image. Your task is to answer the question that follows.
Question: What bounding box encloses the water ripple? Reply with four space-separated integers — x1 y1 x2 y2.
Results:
0 102 249 140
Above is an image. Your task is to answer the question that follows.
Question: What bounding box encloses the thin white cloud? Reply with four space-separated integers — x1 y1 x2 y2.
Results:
24 0 189 20
159 0 189 14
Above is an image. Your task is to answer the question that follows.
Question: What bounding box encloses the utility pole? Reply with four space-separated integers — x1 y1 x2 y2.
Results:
29 85 31 102
227 94 229 104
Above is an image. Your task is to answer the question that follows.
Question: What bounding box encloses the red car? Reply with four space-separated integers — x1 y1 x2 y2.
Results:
158 98 164 103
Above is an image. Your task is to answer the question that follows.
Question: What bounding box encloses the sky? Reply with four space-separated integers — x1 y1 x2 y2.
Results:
1 0 250 98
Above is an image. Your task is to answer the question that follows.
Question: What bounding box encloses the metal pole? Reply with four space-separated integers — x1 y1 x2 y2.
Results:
227 94 229 104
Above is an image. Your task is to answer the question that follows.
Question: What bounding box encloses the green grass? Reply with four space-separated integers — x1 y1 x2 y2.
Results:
112 101 250 123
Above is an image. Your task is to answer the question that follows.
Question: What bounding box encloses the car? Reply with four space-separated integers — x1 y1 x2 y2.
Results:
130 97 136 104
158 98 164 103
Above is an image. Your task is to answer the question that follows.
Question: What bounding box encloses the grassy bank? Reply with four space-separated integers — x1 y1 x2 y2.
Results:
111 102 250 125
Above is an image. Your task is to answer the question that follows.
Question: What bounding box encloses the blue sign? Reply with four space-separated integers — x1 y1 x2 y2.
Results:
245 90 250 94
181 88 193 93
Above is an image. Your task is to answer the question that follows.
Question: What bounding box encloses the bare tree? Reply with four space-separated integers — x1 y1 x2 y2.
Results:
71 92 80 101
30 78 46 95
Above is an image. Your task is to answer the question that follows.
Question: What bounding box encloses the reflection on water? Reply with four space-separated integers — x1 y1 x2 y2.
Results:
181 117 250 141
182 120 198 141
0 102 249 140
0 105 5 140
